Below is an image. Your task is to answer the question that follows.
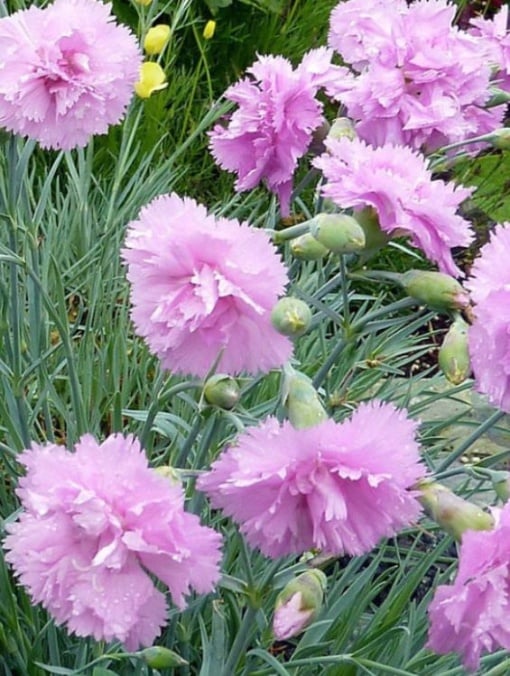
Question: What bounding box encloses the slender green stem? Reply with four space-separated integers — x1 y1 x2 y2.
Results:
312 338 347 390
435 409 507 473
339 254 350 326
221 605 259 676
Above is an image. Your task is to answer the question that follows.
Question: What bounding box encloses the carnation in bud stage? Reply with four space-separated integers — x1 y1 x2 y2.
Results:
309 213 366 254
290 233 329 260
273 569 327 640
438 316 471 385
399 270 470 312
203 374 240 410
271 297 312 338
418 481 494 541
282 366 328 430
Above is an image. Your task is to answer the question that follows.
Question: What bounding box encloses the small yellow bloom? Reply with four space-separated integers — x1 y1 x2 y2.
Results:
203 19 216 40
135 62 167 99
134 0 152 5
144 24 171 55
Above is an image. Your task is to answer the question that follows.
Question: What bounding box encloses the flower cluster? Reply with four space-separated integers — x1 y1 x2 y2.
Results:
327 0 506 151
466 223 510 413
209 48 346 215
122 193 292 377
0 0 140 150
314 136 473 276
427 503 510 671
198 401 426 558
4 434 222 649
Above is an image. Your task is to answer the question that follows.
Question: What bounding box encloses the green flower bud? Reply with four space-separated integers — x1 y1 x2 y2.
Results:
486 88 510 108
326 117 357 142
271 297 312 338
203 374 240 410
282 366 328 429
273 569 327 640
139 646 188 668
309 213 366 255
484 127 510 150
354 207 390 260
290 233 329 260
489 470 510 503
417 481 494 541
399 270 470 312
438 316 471 385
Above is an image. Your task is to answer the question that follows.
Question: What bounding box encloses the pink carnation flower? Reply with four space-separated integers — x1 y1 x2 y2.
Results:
313 136 473 276
197 401 426 558
427 503 510 672
3 434 222 649
327 0 505 151
328 0 408 72
209 48 347 216
466 223 510 412
470 6 510 93
0 0 141 150
121 193 292 378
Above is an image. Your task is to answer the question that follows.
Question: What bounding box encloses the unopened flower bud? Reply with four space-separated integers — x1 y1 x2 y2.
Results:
135 62 167 99
271 297 312 338
399 270 469 312
282 366 328 429
290 233 329 260
309 213 365 255
327 117 357 142
490 470 510 503
139 646 188 668
203 20 216 40
418 481 494 541
486 88 510 108
144 25 171 55
354 207 390 260
438 316 471 385
273 569 327 640
204 374 240 410
135 0 152 5
484 128 510 150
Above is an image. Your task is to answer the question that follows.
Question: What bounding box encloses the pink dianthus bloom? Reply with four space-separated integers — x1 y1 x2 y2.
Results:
466 223 510 412
313 136 473 277
0 0 141 150
121 193 292 378
328 0 408 72
3 434 222 649
327 0 505 151
209 48 348 216
427 503 510 672
197 401 426 559
469 6 510 93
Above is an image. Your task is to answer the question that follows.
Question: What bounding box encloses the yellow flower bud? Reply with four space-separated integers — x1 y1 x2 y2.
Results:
134 0 152 5
135 62 167 99
203 19 216 40
144 25 171 56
